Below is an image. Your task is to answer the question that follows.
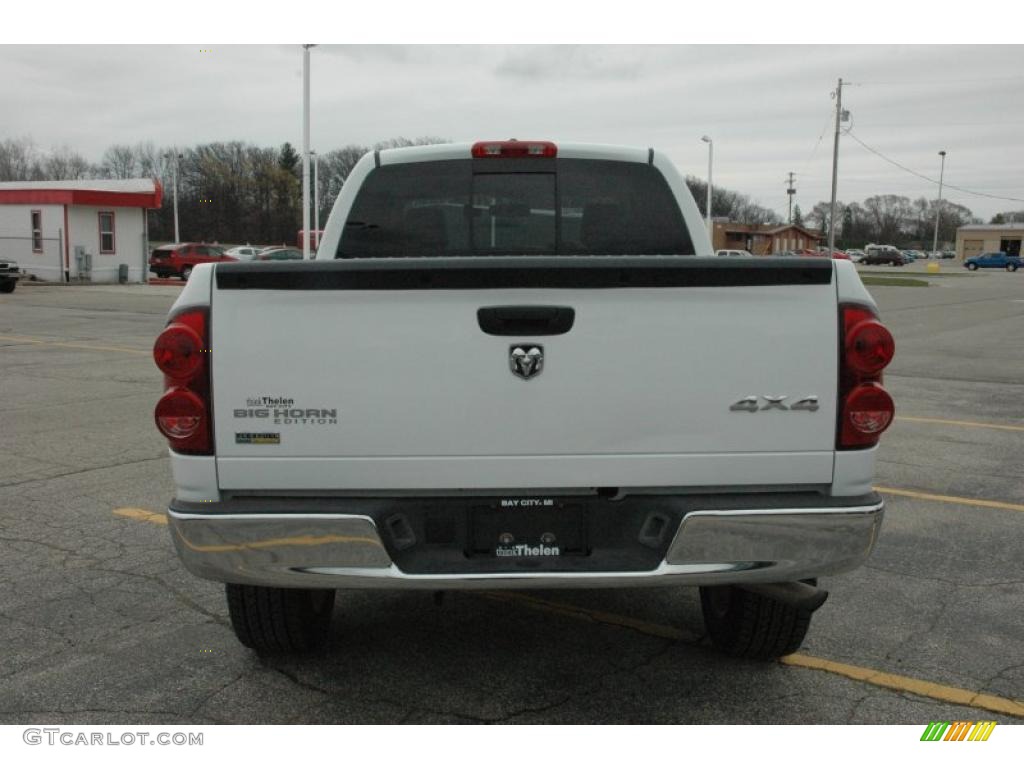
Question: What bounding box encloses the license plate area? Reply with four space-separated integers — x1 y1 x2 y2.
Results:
467 501 588 558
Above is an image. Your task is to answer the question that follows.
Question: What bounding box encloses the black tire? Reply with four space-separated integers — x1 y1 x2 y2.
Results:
1006 264 1018 272
225 584 335 654
0 279 15 294
180 266 193 280
700 583 814 660
967 263 978 270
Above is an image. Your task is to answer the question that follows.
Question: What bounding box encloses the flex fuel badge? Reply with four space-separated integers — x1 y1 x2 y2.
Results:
235 433 281 445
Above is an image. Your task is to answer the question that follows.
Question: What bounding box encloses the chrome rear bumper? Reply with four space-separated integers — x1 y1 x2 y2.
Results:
167 497 884 590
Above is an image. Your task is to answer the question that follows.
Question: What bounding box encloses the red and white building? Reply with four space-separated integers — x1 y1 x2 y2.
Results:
0 179 162 283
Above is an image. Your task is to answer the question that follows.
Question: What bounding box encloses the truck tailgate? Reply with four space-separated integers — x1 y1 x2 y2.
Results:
210 259 837 491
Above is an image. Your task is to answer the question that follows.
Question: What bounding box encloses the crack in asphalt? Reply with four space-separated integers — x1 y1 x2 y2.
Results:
0 454 168 490
262 664 486 723
865 562 1024 589
188 672 249 720
91 567 230 628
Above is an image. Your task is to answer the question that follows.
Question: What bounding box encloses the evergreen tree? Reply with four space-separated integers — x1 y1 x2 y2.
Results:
278 142 300 176
792 205 803 227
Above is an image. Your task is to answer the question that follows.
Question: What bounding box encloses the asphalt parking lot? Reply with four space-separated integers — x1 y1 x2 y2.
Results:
1 270 1022 725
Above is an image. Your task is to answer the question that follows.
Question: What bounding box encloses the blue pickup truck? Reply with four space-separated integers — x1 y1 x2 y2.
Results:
964 252 1021 272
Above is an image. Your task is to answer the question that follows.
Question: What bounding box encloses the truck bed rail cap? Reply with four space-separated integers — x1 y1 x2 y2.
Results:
214 257 834 291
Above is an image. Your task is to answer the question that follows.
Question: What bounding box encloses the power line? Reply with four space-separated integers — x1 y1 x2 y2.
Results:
854 76 1024 86
799 110 834 176
845 131 1024 205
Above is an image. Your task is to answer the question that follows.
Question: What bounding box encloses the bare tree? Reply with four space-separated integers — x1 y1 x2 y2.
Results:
101 144 138 179
0 137 40 181
44 145 91 180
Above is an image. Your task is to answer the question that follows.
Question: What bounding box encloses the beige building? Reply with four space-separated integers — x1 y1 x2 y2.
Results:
955 224 1023 260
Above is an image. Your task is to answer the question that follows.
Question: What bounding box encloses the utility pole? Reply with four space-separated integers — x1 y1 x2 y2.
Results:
302 44 314 260
786 172 796 224
932 150 947 253
828 78 843 254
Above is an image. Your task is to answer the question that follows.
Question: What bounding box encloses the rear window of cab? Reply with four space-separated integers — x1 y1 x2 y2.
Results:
337 159 694 258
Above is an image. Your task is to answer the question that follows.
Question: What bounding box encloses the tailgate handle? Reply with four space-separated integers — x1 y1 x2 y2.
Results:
477 306 575 336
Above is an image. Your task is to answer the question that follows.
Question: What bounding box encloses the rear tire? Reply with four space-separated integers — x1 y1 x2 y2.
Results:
1007 264 1018 272
967 263 978 270
225 584 335 654
0 279 15 294
180 266 193 280
700 583 814 660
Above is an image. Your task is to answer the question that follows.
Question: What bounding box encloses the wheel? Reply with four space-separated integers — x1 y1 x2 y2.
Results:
180 266 193 280
0 279 15 294
1007 264 1018 272
967 263 978 270
225 584 335 654
700 583 814 660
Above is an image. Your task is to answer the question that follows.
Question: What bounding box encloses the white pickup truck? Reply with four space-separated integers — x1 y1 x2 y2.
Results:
154 140 895 659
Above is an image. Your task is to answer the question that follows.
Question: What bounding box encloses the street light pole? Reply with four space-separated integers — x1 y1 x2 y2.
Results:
701 135 713 243
166 152 181 243
932 150 947 253
302 44 314 260
312 150 320 254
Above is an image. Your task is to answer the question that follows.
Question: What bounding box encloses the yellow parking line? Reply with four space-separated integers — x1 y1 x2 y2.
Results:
897 415 1024 433
0 333 148 356
875 486 1024 514
483 591 1024 719
781 654 1024 718
113 507 168 525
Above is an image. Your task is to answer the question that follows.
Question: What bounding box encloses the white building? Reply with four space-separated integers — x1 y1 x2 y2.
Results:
0 179 162 283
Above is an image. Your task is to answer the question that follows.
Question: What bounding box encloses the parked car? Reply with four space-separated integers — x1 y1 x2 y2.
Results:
715 249 753 258
926 251 943 259
257 247 304 261
941 251 957 259
149 243 236 280
155 139 896 659
820 249 850 260
862 245 907 266
224 246 262 261
0 256 20 293
846 249 866 263
964 252 1021 272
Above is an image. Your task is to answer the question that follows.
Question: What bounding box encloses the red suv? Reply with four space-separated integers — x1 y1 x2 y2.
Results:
149 243 236 280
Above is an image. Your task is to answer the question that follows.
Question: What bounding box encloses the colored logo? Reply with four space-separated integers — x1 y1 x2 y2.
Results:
920 721 996 741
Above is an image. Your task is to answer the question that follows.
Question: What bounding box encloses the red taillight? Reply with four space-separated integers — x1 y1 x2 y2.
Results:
845 318 895 375
838 304 895 449
840 383 895 447
471 140 557 159
153 307 212 454
156 388 205 440
153 323 203 380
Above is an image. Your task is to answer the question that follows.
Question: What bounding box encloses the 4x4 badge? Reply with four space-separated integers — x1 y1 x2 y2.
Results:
730 395 819 412
510 344 544 380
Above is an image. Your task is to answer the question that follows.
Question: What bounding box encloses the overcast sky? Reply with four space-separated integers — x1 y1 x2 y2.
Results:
3 44 1023 220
